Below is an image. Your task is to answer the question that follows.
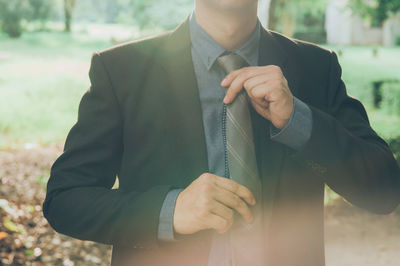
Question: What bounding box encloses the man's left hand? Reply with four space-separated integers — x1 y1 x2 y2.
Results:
221 65 294 129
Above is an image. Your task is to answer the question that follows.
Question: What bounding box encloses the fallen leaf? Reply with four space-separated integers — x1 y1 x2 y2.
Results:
4 218 24 233
26 205 34 214
0 231 8 240
14 238 22 248
0 199 18 218
25 249 34 256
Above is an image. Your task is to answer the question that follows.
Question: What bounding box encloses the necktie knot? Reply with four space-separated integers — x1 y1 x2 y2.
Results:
217 53 248 74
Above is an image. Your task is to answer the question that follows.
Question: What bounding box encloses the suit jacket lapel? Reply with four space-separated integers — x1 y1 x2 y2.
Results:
258 28 300 97
159 18 209 185
256 28 291 231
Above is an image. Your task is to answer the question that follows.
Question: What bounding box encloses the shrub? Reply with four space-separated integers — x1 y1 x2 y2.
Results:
381 82 400 115
0 0 29 38
395 36 400 46
27 0 52 23
0 0 52 38
388 137 400 165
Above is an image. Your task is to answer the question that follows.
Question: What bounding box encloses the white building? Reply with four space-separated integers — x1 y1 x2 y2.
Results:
326 0 400 46
258 0 400 46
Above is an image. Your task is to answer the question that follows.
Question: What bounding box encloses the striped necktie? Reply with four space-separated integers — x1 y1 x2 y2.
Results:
217 53 265 266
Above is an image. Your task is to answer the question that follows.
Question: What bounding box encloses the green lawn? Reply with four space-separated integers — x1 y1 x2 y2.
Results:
0 30 399 149
330 46 400 140
0 30 112 148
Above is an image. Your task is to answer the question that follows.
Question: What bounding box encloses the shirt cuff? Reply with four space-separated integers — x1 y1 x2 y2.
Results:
270 97 313 151
157 188 182 242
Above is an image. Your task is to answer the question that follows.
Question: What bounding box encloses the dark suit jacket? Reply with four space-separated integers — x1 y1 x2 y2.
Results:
43 18 400 266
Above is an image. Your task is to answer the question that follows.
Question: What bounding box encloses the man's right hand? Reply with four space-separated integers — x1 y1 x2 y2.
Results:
173 173 256 235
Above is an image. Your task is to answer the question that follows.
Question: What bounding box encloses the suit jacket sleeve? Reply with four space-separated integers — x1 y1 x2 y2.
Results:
290 51 400 214
43 53 172 246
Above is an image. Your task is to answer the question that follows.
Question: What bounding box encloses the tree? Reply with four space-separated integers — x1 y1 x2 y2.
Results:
266 0 328 36
0 0 54 37
28 0 52 23
129 0 193 30
130 0 153 29
64 0 75 32
0 0 29 38
349 0 400 27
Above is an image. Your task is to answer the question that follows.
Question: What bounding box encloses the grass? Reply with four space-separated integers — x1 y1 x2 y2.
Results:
328 45 400 140
0 28 400 149
0 28 126 148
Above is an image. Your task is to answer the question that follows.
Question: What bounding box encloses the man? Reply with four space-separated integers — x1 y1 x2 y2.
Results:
43 0 400 265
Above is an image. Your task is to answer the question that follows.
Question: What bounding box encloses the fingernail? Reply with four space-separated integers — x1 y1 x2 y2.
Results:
221 79 227 86
223 96 228 103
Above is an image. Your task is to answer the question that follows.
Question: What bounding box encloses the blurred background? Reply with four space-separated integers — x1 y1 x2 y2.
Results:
0 0 399 265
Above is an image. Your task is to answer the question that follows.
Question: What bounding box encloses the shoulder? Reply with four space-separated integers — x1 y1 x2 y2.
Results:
93 31 173 66
267 30 335 67
86 30 175 88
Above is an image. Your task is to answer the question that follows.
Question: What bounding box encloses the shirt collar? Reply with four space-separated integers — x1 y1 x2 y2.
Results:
189 12 260 71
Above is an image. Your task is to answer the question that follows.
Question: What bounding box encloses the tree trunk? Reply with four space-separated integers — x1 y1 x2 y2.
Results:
64 0 75 32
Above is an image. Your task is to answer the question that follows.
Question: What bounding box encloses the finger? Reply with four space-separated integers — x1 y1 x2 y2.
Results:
221 67 256 87
223 69 265 104
209 200 235 224
251 80 283 102
243 73 282 94
213 187 254 224
250 82 271 100
250 97 269 109
221 65 282 88
223 65 284 104
250 98 271 120
214 176 256 205
204 212 231 234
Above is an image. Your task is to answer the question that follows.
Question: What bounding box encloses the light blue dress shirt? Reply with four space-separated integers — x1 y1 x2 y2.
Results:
157 12 313 265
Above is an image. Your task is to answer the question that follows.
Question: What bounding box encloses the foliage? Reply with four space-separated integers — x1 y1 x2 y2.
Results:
129 0 153 28
348 0 400 27
293 10 327 43
27 0 52 22
108 0 193 30
0 0 53 37
388 137 400 164
381 82 400 115
72 0 193 29
396 36 400 46
143 0 193 30
0 0 30 38
78 0 133 24
72 0 132 24
268 0 328 36
0 0 194 35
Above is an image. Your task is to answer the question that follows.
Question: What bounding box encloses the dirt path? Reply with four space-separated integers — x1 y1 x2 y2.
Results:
325 201 400 266
0 146 111 265
0 146 399 265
